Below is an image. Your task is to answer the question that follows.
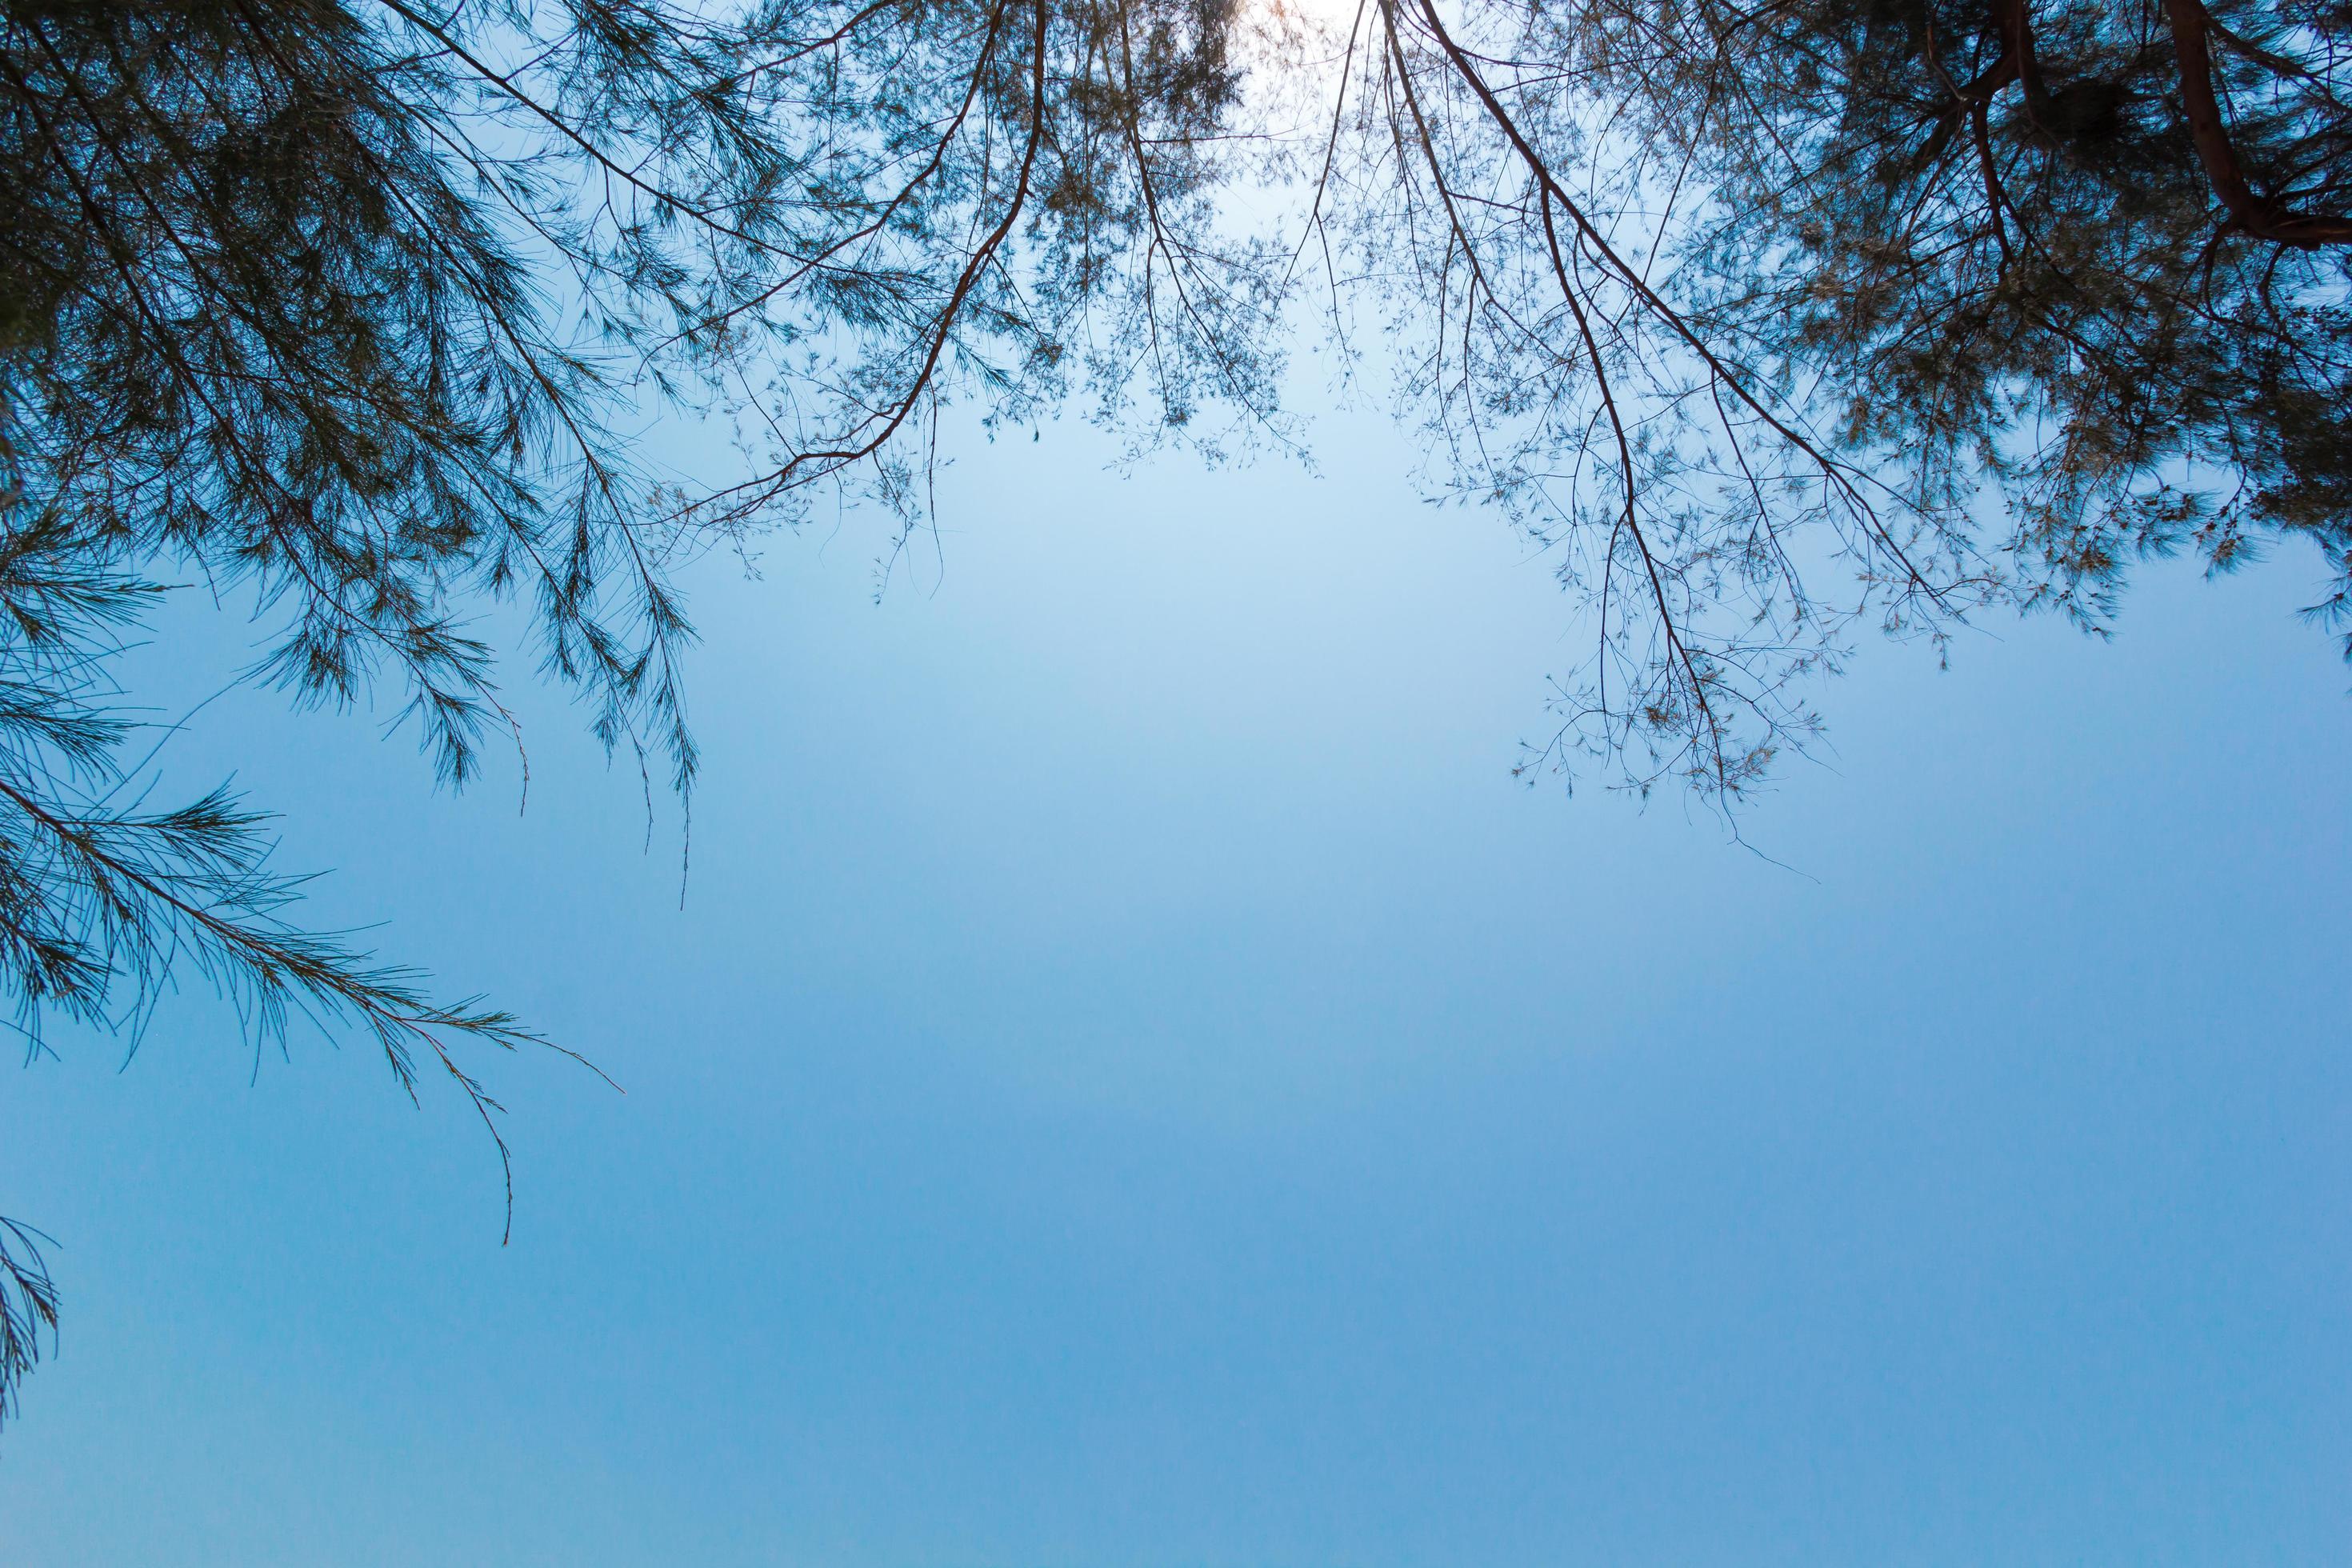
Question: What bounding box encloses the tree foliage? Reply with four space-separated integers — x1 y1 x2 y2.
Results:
1312 0 2352 789
4 0 2349 1426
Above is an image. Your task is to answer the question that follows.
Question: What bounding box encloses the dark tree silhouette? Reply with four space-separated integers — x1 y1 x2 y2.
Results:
1314 0 2352 790
4 0 2347 1427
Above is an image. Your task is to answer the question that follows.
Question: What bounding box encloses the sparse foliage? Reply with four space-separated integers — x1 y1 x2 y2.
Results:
1298 0 2352 793
0 1216 57 1432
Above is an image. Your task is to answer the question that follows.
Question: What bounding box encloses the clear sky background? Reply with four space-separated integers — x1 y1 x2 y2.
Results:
2 395 2347 1565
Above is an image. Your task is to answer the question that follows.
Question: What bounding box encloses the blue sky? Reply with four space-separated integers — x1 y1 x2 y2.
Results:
2 402 2347 1564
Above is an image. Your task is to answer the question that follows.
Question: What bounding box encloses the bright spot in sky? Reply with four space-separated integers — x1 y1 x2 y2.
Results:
1272 0 1370 40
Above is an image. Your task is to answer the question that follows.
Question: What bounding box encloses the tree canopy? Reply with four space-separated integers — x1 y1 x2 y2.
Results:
4 0 2349 1426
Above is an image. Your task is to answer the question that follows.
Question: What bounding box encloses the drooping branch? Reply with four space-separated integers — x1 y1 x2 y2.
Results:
2166 0 2352 245
0 1217 57 1434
